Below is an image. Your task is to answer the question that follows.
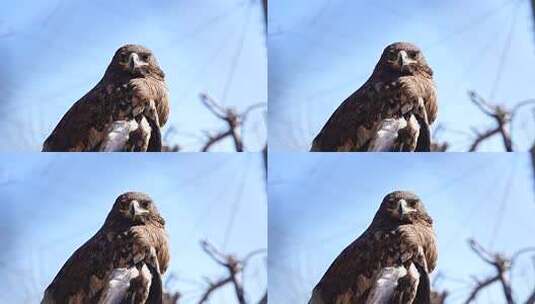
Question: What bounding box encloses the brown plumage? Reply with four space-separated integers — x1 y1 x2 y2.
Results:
42 44 170 152
311 42 437 152
309 191 437 304
41 192 169 304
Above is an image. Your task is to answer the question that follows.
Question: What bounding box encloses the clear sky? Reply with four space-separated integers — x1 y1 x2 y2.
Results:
0 0 267 152
268 0 535 152
0 153 267 303
268 152 535 303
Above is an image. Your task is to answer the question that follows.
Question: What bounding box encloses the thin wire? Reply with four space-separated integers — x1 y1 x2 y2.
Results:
426 0 515 48
221 2 254 104
489 1 522 100
222 154 253 250
488 156 518 249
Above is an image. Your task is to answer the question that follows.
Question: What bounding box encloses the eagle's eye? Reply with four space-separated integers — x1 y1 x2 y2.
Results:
118 53 129 63
408 199 418 207
119 199 129 209
387 51 397 61
141 200 150 209
141 54 150 61
408 50 419 58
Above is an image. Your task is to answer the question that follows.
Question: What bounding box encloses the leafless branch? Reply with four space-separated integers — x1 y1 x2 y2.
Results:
463 275 501 304
198 277 233 304
463 239 535 304
199 93 266 152
469 127 501 152
201 130 234 152
469 91 497 117
198 240 266 304
466 91 534 152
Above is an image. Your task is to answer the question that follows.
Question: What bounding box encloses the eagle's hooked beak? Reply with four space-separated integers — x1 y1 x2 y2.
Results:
129 200 149 220
397 50 416 71
128 52 143 73
398 199 416 219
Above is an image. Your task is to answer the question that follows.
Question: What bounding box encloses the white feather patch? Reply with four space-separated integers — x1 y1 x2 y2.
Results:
366 266 407 304
99 120 139 152
369 118 408 152
98 267 139 304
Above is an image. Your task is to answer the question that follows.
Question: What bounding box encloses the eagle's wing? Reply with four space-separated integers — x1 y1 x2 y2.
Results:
311 82 380 152
42 87 107 152
310 230 396 304
41 232 111 303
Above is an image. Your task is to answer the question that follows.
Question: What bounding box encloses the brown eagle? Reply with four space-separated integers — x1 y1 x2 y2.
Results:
42 44 170 152
311 42 437 152
42 192 170 304
309 191 437 304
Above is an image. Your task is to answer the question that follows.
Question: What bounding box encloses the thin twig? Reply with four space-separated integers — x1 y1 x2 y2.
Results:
198 240 266 304
199 93 265 152
463 239 535 304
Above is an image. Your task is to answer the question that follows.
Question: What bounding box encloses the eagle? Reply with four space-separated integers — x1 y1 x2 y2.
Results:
42 44 170 152
311 42 437 152
42 192 170 304
309 191 437 304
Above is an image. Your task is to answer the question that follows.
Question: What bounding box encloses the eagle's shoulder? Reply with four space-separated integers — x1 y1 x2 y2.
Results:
311 81 379 151
314 228 396 302
42 83 110 151
44 230 111 301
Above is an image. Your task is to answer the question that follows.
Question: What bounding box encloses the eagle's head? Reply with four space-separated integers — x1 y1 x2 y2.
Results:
375 42 433 79
107 44 165 81
106 192 165 228
373 190 432 226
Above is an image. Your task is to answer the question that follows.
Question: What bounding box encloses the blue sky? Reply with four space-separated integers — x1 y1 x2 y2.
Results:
0 153 267 303
268 0 535 152
268 153 535 303
0 0 266 151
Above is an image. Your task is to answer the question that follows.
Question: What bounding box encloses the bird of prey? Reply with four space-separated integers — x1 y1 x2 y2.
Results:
309 191 437 304
311 42 437 152
42 44 170 152
42 192 170 304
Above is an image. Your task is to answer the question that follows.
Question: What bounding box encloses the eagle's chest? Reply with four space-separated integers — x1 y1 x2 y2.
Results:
101 230 139 269
92 83 136 128
368 230 405 271
365 79 419 121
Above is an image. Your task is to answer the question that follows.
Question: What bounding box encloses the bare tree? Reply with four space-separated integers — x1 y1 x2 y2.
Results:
467 91 535 152
462 239 535 304
199 93 265 152
197 240 266 304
